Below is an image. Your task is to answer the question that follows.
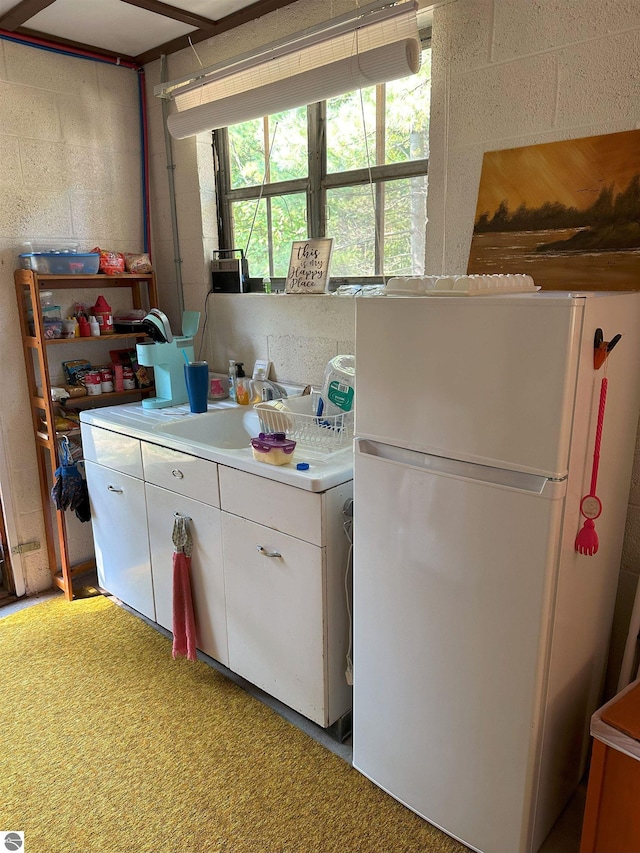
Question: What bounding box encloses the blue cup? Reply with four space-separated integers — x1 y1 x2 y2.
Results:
184 361 209 413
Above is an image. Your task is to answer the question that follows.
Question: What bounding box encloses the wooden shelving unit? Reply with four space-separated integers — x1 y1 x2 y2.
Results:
14 268 158 601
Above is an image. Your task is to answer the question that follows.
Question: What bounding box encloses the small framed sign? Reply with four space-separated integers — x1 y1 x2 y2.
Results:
285 239 333 294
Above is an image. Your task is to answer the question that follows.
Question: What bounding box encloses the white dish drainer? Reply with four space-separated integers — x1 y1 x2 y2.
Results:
254 393 353 453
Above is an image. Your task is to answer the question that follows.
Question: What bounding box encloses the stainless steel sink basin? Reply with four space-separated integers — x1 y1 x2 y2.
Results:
154 407 261 449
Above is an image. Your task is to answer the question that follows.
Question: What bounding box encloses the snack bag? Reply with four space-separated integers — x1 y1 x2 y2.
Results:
124 252 152 274
91 247 125 275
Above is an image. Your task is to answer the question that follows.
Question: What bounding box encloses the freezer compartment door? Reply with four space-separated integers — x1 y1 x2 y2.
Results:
352 441 566 853
355 295 583 477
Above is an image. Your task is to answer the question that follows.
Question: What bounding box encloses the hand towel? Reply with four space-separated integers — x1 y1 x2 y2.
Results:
171 514 197 662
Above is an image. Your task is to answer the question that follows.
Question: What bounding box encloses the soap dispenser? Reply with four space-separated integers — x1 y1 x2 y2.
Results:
235 362 250 405
228 359 237 402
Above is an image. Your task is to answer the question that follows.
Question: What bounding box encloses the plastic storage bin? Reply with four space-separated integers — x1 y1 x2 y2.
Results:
19 252 100 275
27 304 62 338
580 678 640 852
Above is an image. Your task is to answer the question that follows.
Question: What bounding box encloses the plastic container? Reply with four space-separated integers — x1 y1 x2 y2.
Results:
19 252 100 275
250 432 296 465
61 319 77 339
27 304 62 337
114 309 146 333
89 316 100 336
92 295 113 334
319 354 355 419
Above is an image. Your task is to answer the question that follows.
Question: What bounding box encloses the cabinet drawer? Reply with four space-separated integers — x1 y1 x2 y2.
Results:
81 424 143 478
141 442 219 507
219 466 321 545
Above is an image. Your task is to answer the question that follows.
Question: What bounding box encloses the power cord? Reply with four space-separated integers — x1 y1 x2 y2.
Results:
343 498 354 685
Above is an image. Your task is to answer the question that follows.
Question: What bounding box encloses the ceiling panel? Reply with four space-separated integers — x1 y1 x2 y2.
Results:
0 0 299 63
25 0 195 56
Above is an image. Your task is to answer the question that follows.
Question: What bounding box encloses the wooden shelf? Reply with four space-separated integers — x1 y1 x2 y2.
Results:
61 387 154 407
44 333 149 345
15 267 158 601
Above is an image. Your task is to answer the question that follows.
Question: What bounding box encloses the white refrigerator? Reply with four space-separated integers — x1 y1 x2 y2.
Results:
352 291 640 853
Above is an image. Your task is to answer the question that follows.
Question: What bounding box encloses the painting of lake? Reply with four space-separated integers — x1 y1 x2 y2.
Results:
468 130 640 291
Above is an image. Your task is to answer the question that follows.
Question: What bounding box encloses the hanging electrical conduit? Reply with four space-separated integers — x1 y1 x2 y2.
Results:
0 28 152 257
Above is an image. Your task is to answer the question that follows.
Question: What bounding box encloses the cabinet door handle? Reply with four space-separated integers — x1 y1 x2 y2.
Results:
257 545 282 558
107 485 123 493
172 469 184 479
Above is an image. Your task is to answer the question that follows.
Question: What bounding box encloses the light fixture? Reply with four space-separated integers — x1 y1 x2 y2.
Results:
160 1 421 139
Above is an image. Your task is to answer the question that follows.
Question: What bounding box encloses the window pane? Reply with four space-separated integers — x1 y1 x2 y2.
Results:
326 48 431 173
228 108 308 190
385 50 431 164
327 175 427 277
232 194 307 277
326 87 377 174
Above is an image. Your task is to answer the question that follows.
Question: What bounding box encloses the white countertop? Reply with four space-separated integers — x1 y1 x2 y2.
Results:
79 399 353 492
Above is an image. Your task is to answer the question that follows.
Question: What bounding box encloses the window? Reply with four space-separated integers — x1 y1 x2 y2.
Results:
213 39 431 283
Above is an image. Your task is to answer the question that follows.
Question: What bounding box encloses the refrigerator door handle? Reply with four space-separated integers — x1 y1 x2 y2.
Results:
355 438 566 498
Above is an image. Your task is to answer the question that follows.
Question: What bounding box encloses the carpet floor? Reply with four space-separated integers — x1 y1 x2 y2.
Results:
0 595 469 853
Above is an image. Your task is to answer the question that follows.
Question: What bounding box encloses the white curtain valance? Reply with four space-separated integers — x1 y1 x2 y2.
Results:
164 1 421 139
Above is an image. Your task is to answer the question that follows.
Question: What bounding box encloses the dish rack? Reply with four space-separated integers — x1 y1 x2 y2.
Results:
255 393 353 452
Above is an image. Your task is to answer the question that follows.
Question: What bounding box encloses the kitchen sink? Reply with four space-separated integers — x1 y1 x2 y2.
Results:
153 406 261 449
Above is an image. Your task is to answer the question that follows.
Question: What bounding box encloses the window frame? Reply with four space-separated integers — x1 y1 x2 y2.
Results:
213 31 431 283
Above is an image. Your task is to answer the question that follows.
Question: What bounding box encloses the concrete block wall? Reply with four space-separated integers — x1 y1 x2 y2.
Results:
0 38 144 593
425 0 640 696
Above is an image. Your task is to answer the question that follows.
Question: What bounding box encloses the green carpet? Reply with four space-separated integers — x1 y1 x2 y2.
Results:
0 596 468 853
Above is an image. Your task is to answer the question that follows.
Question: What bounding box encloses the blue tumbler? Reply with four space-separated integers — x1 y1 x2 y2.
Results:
184 361 209 413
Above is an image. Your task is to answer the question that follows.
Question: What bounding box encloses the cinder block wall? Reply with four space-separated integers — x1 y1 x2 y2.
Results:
0 39 144 593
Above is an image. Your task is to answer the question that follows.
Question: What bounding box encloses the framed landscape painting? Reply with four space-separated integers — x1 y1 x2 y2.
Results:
467 129 640 290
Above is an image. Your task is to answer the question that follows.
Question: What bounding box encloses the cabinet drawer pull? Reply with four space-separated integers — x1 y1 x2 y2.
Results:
107 485 123 493
172 468 184 479
257 545 282 558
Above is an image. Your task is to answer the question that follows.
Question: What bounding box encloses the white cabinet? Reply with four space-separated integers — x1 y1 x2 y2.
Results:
220 466 353 728
223 512 326 722
84 458 154 621
82 421 353 728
